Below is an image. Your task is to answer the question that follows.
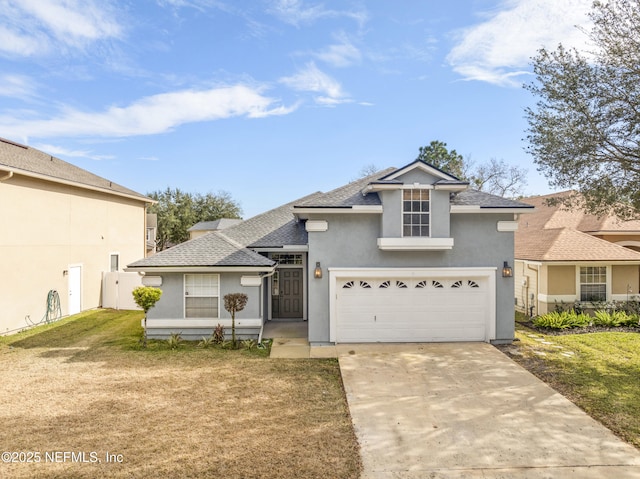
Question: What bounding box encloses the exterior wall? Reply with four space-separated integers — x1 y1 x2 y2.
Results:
0 175 147 334
307 212 516 344
612 265 639 296
548 265 575 295
147 272 262 321
189 230 210 240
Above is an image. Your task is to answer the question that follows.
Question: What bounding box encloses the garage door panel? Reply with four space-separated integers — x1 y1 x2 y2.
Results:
335 274 491 343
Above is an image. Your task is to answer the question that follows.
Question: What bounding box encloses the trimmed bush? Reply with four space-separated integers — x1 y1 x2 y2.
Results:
533 310 590 329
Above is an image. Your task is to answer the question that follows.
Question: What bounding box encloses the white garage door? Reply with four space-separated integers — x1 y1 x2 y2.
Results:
334 270 494 343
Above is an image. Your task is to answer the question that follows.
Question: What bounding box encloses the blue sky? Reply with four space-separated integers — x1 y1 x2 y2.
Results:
0 0 594 218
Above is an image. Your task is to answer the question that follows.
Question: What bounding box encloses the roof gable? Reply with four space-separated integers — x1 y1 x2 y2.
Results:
379 160 462 182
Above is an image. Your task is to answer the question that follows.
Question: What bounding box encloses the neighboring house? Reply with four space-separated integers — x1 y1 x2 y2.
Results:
146 213 158 256
0 137 153 334
515 192 640 316
188 218 242 240
127 160 533 344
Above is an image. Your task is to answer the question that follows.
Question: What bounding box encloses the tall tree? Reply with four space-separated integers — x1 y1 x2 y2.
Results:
148 188 242 250
416 140 527 198
525 0 640 219
416 140 465 179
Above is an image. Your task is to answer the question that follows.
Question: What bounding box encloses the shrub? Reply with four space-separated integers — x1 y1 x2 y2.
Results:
167 332 182 350
213 323 225 344
533 310 590 329
198 335 215 348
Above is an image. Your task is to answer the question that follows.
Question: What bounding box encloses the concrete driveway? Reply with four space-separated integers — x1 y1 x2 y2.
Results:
338 343 640 479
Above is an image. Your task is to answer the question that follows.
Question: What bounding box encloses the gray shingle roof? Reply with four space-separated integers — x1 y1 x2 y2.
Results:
223 192 323 247
296 168 395 208
128 232 275 268
188 219 242 232
0 137 150 202
452 190 534 209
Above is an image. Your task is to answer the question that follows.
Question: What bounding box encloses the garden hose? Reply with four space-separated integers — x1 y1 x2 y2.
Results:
42 290 62 324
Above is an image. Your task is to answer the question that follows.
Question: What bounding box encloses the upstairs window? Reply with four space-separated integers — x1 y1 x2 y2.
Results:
110 254 119 272
403 189 430 237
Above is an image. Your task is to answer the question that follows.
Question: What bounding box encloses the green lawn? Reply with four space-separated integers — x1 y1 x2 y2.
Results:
0 310 361 479
501 316 640 449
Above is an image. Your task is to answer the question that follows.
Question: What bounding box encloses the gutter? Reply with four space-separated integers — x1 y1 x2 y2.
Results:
0 171 13 181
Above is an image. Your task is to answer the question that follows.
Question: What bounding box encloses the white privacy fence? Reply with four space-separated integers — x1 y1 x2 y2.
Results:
102 272 143 310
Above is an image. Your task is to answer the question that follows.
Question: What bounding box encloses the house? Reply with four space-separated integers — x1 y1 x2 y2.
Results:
127 160 534 344
515 192 640 316
188 218 242 240
0 137 153 334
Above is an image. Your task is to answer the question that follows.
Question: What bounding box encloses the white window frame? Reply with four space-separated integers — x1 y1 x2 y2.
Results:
184 274 220 319
109 253 120 272
578 266 608 302
402 189 430 237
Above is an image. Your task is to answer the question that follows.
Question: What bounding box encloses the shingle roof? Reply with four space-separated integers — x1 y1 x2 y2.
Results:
516 191 640 262
0 137 150 202
452 190 534 209
296 169 395 208
128 232 275 268
188 219 242 232
515 227 640 261
223 192 323 247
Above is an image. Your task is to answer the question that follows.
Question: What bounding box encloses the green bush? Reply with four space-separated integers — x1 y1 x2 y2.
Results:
533 311 590 329
593 310 639 327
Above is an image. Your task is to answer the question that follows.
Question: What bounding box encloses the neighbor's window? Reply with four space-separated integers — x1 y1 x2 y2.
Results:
184 274 219 318
110 254 119 272
403 189 430 237
580 266 607 302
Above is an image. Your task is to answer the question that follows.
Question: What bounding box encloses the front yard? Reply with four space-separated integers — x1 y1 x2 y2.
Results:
0 310 361 479
499 315 640 449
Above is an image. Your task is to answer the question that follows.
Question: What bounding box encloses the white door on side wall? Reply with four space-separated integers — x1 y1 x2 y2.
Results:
68 265 82 316
333 269 495 343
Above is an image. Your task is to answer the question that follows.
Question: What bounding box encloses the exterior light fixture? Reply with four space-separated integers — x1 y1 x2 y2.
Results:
502 261 513 278
314 262 322 279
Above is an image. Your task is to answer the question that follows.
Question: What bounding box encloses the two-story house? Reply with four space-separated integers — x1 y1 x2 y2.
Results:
0 137 153 334
127 160 533 344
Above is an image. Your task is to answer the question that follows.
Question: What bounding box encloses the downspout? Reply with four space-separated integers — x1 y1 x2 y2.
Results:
257 266 278 344
0 171 14 181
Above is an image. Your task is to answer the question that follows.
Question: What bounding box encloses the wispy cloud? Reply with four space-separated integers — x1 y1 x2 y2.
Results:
279 62 350 106
0 0 123 57
313 32 361 67
267 0 368 28
447 0 592 87
0 74 38 99
32 143 115 161
0 85 296 139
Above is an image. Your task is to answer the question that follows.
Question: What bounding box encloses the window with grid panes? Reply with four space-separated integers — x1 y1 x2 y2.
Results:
184 274 219 318
402 189 430 237
580 266 606 302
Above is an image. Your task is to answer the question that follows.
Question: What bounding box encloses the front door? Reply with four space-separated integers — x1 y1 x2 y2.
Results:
68 265 81 316
273 268 303 318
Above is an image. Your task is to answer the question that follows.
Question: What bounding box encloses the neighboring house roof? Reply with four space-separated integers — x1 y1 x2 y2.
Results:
188 219 242 232
516 191 640 262
519 192 640 233
516 228 640 262
0 137 152 203
451 190 534 209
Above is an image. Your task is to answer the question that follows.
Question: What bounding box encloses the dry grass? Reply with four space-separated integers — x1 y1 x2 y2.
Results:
0 310 361 478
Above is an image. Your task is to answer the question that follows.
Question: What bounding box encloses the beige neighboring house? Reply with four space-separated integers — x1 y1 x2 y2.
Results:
0 137 154 334
515 192 640 316
187 218 242 240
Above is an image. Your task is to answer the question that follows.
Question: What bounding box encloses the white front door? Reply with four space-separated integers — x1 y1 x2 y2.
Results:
68 265 81 315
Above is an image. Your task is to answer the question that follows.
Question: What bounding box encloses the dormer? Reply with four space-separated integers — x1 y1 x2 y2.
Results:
362 160 468 251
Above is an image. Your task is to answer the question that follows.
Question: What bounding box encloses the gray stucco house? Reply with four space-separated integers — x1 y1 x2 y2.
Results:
127 160 533 345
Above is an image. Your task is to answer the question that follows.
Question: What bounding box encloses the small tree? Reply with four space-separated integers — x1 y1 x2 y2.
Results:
223 293 248 348
132 286 162 348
